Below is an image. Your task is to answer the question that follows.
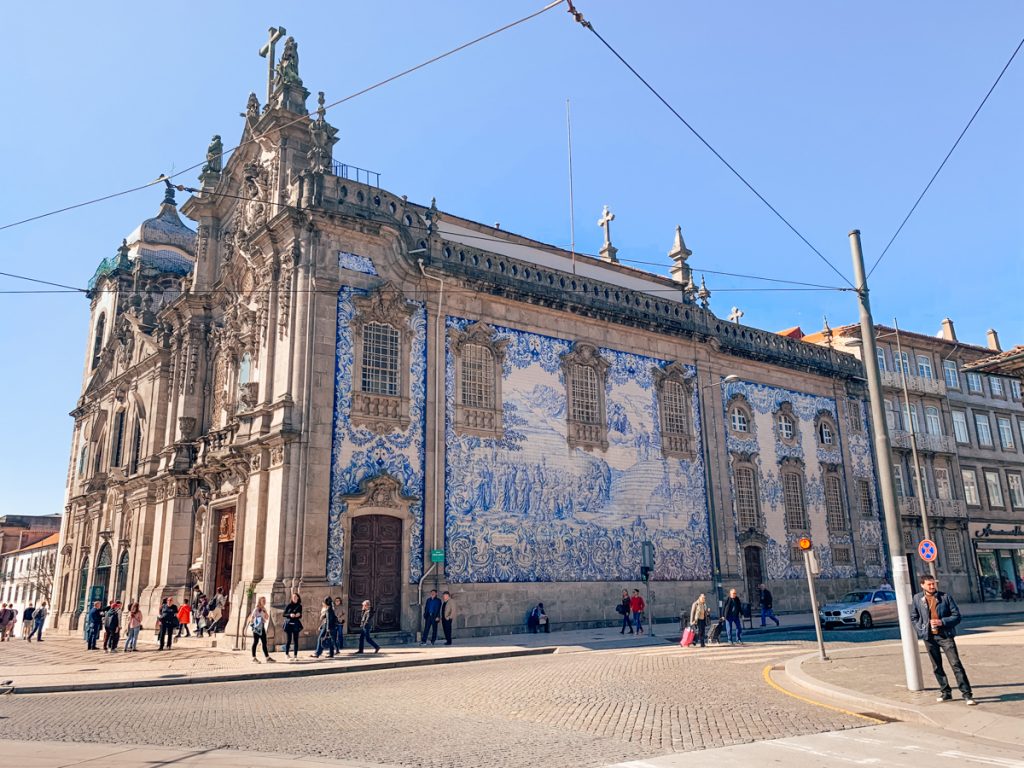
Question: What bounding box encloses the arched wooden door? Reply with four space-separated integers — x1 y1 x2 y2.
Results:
743 545 764 607
348 514 402 632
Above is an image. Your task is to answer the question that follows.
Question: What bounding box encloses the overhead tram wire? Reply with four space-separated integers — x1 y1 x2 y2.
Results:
563 2 855 291
0 0 567 234
866 34 1024 281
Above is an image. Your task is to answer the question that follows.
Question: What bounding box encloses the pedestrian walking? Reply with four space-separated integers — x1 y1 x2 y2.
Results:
353 599 380 655
103 602 121 652
618 589 633 634
86 601 102 650
249 596 275 663
195 595 209 637
208 587 226 633
689 593 712 648
630 590 645 635
527 602 548 634
421 589 442 645
21 603 35 640
440 590 454 645
723 588 743 645
1017 576 1024 603
0 603 15 641
27 601 48 641
158 597 178 650
757 583 780 627
333 596 346 649
282 592 303 659
176 600 192 637
124 603 143 652
311 596 337 659
910 575 976 706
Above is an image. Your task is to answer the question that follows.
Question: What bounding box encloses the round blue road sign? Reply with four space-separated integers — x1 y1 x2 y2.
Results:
918 539 937 562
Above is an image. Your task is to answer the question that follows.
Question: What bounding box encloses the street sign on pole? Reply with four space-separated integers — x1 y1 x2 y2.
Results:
918 539 937 563
642 539 655 637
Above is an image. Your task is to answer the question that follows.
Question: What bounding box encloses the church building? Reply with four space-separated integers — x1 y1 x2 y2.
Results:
52 34 885 643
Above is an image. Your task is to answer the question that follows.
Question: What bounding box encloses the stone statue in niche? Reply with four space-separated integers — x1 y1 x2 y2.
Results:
201 135 223 176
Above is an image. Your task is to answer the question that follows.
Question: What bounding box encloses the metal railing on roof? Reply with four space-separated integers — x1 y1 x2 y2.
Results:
331 160 380 188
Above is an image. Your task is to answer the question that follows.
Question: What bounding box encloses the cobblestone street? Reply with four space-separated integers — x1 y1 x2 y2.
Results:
0 639 865 767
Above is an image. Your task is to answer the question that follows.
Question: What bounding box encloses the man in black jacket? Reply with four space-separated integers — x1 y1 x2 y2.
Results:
421 590 442 646
158 597 178 651
757 584 780 627
910 575 975 706
723 589 743 645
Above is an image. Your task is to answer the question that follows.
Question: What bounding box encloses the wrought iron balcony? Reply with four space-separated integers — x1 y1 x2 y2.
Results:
880 369 946 396
890 430 956 454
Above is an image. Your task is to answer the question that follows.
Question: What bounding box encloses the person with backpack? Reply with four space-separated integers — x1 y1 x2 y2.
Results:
103 602 121 652
618 589 633 634
282 592 303 660
630 590 645 635
158 597 178 650
311 596 337 659
723 588 744 645
249 596 274 663
354 599 380 655
21 603 35 640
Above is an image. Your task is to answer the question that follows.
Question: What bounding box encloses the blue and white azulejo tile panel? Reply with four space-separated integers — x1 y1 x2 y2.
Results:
443 317 711 584
338 251 378 275
327 286 426 585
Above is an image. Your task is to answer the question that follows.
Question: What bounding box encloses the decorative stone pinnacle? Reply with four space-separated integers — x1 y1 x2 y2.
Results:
162 180 176 207
697 274 711 309
669 224 693 284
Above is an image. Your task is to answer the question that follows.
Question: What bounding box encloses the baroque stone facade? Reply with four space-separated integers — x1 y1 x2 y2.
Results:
53 34 884 643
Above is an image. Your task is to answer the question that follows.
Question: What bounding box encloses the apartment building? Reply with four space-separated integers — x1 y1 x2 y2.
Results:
804 319 1023 601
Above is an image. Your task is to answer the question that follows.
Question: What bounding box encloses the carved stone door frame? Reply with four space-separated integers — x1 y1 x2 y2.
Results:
340 474 416 633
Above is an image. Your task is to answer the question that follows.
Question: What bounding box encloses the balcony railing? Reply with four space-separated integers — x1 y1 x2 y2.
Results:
890 430 956 454
881 369 946 396
331 160 380 188
899 497 967 519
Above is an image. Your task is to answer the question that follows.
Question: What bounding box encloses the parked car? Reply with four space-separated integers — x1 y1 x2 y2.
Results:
819 589 898 629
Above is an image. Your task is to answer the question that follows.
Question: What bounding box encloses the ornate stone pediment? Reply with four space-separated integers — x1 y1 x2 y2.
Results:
342 473 416 511
352 282 415 327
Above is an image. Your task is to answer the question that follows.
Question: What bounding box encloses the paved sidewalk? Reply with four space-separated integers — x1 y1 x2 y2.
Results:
0 739 391 767
0 625 664 694
784 621 1024 748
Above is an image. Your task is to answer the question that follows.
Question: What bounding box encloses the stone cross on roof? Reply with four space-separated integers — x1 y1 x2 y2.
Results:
258 26 287 106
728 307 744 324
597 205 618 264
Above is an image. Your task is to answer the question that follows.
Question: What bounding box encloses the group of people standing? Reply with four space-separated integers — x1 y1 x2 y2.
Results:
617 589 646 635
421 589 455 644
0 601 48 641
684 584 780 648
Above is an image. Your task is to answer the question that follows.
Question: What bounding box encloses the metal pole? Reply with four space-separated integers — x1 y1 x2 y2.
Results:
803 550 829 662
893 319 938 579
645 579 654 637
698 378 725 614
850 230 923 691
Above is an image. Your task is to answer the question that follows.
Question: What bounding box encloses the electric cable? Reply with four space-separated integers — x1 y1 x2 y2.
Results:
866 33 1024 281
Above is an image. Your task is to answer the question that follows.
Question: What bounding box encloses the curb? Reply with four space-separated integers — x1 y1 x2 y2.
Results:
10 646 556 695
781 649 1024 748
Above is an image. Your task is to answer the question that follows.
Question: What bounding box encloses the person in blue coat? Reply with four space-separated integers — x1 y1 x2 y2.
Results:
86 601 102 650
909 575 975 706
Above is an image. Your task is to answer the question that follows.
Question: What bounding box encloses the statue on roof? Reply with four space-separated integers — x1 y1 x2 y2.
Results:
276 36 302 87
245 92 260 126
202 135 223 175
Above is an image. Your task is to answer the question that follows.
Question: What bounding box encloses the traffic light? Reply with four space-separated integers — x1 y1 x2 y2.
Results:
640 566 652 582
798 536 813 551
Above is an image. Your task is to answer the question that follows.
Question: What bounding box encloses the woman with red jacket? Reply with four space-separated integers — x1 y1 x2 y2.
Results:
176 600 192 638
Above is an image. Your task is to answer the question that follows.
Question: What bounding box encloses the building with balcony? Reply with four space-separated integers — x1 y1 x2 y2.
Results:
804 319 1024 601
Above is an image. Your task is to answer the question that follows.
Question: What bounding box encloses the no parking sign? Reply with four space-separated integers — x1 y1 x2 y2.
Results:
918 539 938 562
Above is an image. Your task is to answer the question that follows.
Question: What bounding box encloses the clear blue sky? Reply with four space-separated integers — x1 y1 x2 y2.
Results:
2 2 1022 516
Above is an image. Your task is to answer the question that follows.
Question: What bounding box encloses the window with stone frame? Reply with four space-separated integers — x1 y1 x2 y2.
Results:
734 463 761 531
858 479 874 517
903 527 914 550
91 313 106 370
824 473 848 531
776 402 797 443
832 546 852 566
789 546 805 566
1007 472 1024 509
728 397 753 435
942 529 964 571
943 360 960 389
110 410 126 470
782 466 808 530
846 398 864 432
962 469 980 506
350 283 415 432
561 342 610 452
653 362 694 458
128 416 143 475
450 321 506 438
865 546 881 566
816 413 837 447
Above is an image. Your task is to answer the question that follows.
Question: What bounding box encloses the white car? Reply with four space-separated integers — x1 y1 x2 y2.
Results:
819 589 898 629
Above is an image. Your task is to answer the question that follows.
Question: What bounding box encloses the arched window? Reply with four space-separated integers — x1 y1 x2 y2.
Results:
824 474 847 531
818 419 834 446
735 465 760 530
461 343 495 409
129 417 143 475
783 468 808 530
94 543 112 605
91 313 106 370
115 550 130 600
778 413 795 440
110 411 126 469
361 321 400 396
77 555 90 613
561 342 610 452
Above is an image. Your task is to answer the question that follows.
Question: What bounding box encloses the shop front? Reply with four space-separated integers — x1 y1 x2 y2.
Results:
971 522 1024 601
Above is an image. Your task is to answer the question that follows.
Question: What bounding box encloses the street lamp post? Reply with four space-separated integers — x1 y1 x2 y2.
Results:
697 372 739 614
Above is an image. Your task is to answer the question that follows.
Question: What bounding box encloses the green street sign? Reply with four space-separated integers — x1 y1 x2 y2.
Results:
430 549 444 563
